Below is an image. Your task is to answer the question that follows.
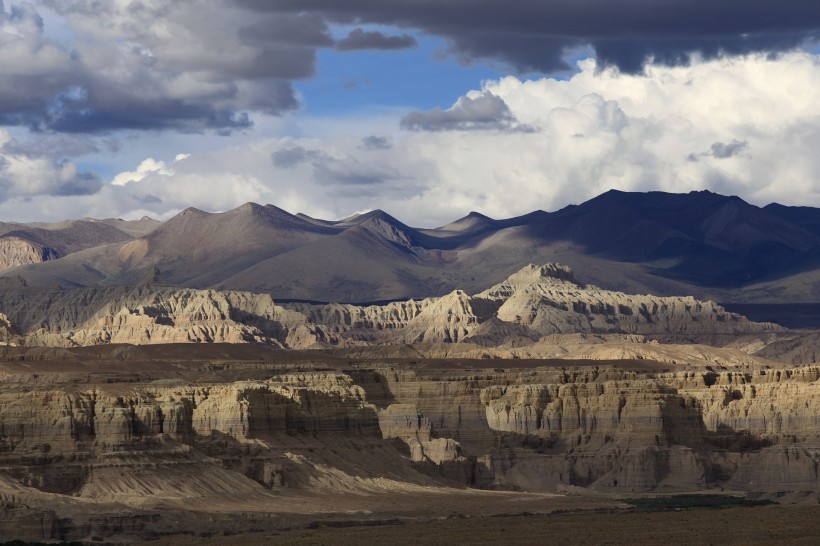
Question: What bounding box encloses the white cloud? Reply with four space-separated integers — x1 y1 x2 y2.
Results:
0 128 101 199
111 157 172 186
110 154 190 186
3 52 820 226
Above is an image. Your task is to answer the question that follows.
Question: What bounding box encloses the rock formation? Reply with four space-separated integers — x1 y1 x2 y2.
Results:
0 263 777 351
0 284 329 348
1 357 819 504
0 236 58 270
0 339 816 540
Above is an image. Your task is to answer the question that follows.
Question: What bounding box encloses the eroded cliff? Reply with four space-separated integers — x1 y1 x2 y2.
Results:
0 344 819 541
0 263 779 350
3 359 817 499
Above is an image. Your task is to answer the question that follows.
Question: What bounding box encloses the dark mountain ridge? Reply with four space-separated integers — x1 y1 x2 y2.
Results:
3 190 820 302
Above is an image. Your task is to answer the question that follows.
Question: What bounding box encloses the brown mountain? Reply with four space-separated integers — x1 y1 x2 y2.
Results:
2 190 820 302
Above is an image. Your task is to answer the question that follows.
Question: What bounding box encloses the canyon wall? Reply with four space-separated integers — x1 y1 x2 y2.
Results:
2 362 820 502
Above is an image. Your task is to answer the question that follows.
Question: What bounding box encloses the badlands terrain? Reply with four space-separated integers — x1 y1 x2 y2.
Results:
3 191 820 542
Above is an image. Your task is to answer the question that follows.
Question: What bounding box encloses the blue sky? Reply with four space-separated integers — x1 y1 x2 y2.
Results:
295 32 594 116
0 1 819 225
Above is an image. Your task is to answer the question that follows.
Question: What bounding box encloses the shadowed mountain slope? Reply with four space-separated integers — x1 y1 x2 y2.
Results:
523 190 820 286
2 190 820 302
0 219 137 272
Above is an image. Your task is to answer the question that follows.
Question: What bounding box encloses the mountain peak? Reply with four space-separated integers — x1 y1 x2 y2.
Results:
236 201 264 212
436 210 497 233
508 263 577 284
478 263 580 301
179 206 208 216
466 211 492 219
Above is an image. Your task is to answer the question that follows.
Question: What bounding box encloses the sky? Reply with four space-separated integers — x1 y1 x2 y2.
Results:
1 1 820 227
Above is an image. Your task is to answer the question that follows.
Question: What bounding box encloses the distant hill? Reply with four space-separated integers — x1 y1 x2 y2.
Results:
2 190 820 302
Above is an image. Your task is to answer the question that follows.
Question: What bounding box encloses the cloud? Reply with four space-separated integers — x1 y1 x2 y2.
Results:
271 141 403 187
359 135 392 150
0 0 813 140
237 0 820 73
271 145 328 168
111 156 184 186
688 139 749 162
401 91 527 131
335 28 417 51
710 139 748 159
3 53 820 229
0 1 341 133
0 129 101 200
312 156 400 187
4 0 812 141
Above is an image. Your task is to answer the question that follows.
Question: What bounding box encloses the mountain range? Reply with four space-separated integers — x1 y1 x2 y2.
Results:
3 189 820 303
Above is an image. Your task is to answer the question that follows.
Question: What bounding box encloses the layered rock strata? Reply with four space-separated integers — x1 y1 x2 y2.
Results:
3 363 820 503
0 237 58 270
0 263 777 349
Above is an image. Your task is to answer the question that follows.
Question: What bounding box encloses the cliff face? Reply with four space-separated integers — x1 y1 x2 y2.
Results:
0 237 58 270
0 285 330 348
2 363 820 501
0 263 778 349
0 373 385 497
355 365 820 494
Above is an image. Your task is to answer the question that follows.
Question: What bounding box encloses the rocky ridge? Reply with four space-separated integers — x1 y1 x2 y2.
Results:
0 236 59 270
7 190 820 302
0 263 777 350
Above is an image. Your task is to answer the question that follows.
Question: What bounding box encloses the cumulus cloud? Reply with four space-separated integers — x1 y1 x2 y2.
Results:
3 53 820 228
0 129 101 200
335 28 417 51
0 0 813 140
2 0 812 141
0 0 342 133
401 92 526 131
0 2 77 126
236 0 820 73
111 155 188 186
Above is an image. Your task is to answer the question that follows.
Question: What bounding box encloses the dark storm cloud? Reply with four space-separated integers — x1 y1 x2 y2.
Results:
238 13 334 47
0 1 312 134
236 0 820 72
7 0 817 139
401 92 527 131
34 102 258 135
335 28 417 51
